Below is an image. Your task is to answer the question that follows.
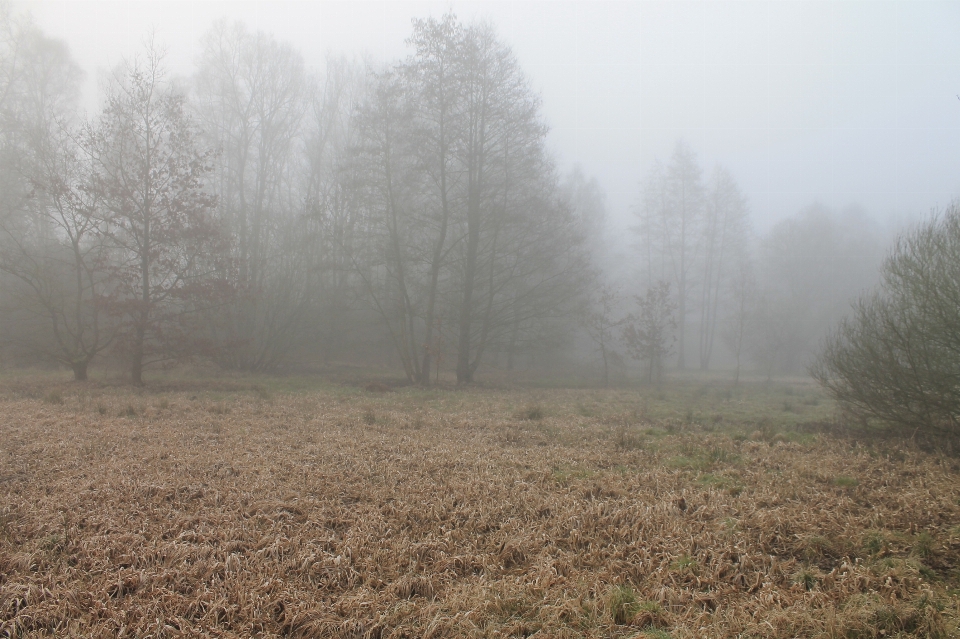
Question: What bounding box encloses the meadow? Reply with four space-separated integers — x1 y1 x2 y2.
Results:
1 373 959 637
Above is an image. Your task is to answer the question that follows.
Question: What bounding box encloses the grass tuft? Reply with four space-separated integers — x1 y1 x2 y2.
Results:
517 404 544 421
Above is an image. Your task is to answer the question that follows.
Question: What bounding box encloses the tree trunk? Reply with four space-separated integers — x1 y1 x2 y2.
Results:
72 359 89 381
419 138 450 386
677 285 686 370
133 221 150 386
457 138 483 384
456 217 479 384
601 343 609 387
131 347 144 385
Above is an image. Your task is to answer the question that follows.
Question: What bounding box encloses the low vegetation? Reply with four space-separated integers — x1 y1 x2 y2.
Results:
815 203 960 437
2 375 960 637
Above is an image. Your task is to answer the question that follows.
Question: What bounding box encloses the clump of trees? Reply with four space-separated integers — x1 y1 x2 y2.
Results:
813 205 960 435
353 15 590 385
634 141 750 372
630 143 887 384
0 8 592 384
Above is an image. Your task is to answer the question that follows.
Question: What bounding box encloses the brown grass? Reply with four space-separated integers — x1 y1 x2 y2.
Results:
1 383 960 637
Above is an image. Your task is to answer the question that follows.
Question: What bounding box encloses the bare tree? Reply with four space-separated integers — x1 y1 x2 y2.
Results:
0 128 114 379
623 281 676 384
697 166 748 370
560 165 608 276
301 56 367 363
194 21 310 370
404 14 463 385
450 20 586 384
634 141 703 370
581 285 624 386
86 49 221 384
0 6 109 378
720 253 757 385
350 15 590 385
352 69 425 383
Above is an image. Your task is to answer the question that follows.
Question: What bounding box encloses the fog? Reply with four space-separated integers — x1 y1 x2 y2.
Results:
2 0 958 384
32 1 960 232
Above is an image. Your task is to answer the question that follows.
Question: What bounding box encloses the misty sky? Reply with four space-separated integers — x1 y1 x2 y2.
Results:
28 1 960 233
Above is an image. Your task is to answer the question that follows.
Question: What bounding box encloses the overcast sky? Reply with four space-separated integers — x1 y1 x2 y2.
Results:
26 1 960 233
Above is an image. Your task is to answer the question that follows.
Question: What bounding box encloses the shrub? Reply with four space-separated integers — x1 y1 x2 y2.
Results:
813 204 960 436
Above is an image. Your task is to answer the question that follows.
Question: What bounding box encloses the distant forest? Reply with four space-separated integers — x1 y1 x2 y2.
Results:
0 5 890 384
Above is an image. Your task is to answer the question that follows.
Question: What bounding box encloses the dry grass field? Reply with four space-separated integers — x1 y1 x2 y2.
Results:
2 374 960 638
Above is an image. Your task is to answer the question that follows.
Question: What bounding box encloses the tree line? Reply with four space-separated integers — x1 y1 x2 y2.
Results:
0 10 595 384
0 5 890 385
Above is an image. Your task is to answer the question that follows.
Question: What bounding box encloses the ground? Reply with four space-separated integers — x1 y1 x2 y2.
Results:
1 372 959 638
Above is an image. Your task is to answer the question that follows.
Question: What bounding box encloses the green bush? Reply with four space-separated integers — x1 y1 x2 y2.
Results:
814 204 960 435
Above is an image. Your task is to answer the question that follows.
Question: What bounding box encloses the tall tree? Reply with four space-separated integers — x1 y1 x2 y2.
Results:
353 69 425 383
86 49 221 384
353 15 589 385
581 285 624 387
634 141 704 370
0 5 109 378
194 21 310 370
451 21 581 384
697 166 748 370
721 252 757 385
0 128 114 380
404 14 462 385
300 56 367 363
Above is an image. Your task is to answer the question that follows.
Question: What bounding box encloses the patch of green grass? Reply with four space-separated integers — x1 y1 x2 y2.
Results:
40 533 64 553
667 444 741 473
614 424 644 451
607 585 641 625
517 404 544 421
252 385 273 401
550 465 596 486
912 530 935 559
801 535 839 561
863 530 888 556
697 473 744 495
666 455 701 471
794 566 818 591
670 554 697 572
832 475 858 488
